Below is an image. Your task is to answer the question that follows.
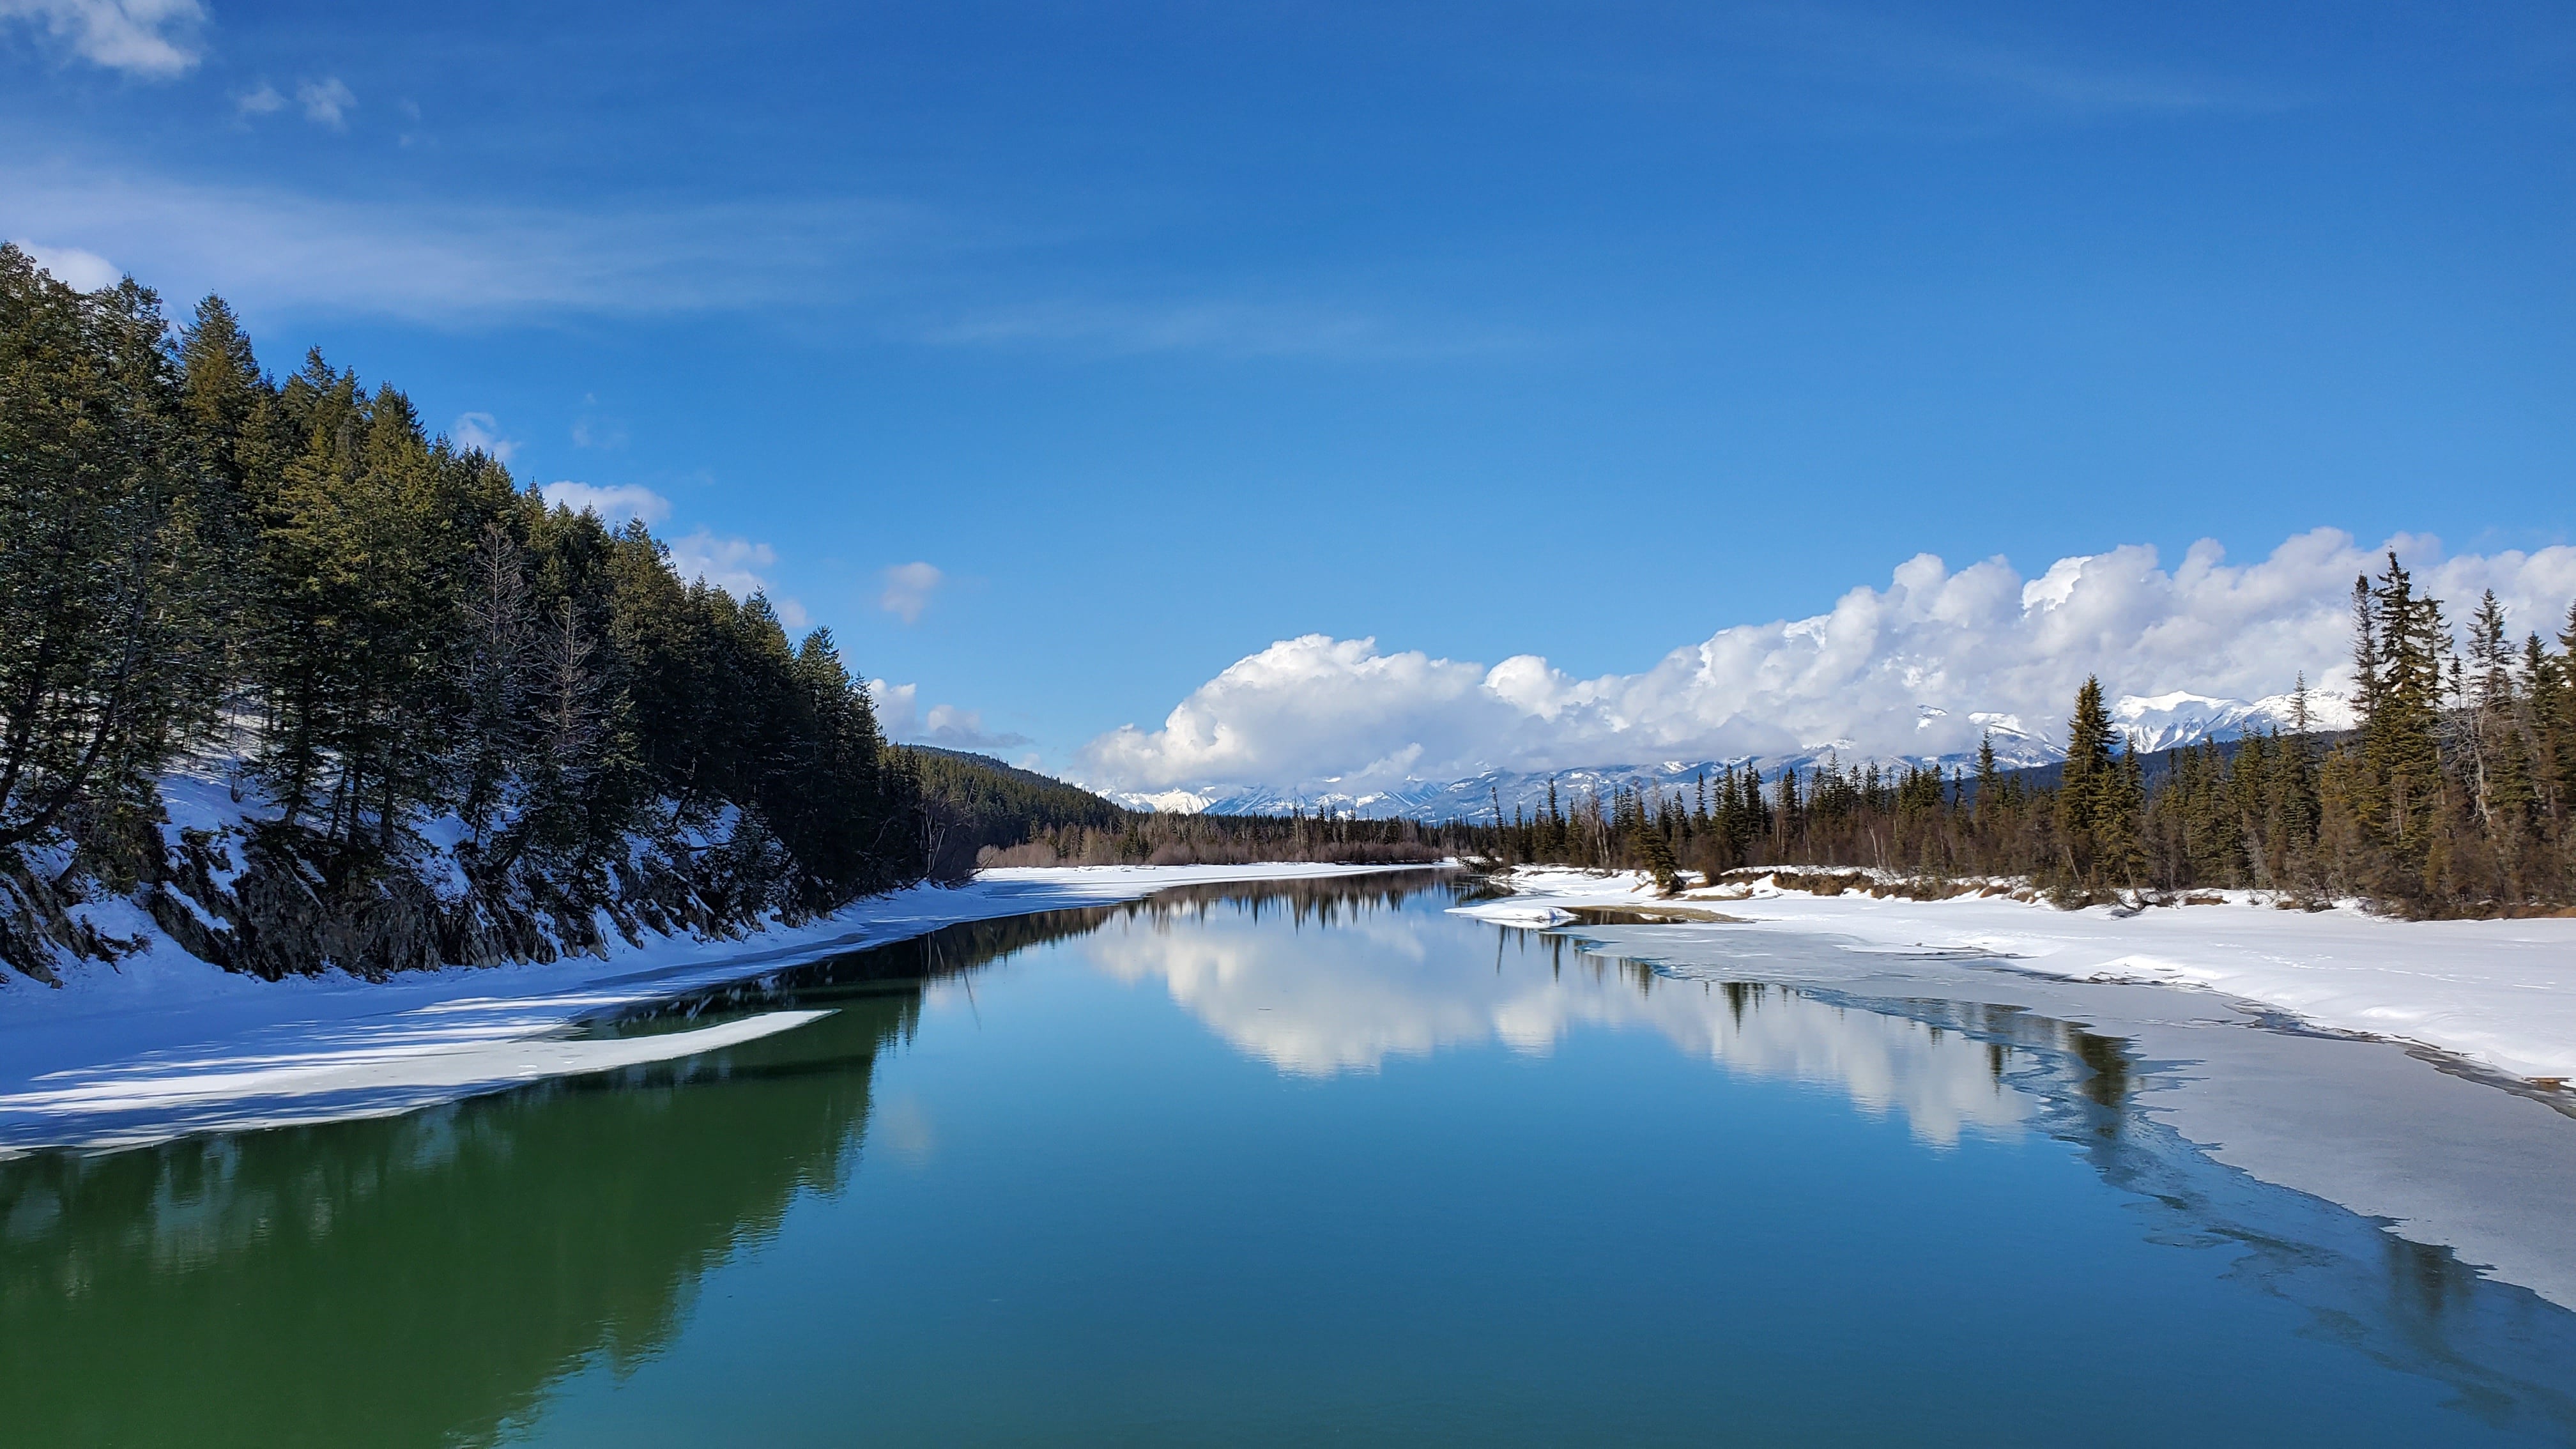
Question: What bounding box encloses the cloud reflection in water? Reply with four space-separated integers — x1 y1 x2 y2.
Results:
1082 907 2028 1147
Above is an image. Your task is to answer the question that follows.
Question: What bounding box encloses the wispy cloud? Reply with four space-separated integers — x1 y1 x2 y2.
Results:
924 298 1518 361
296 77 355 128
878 562 942 624
539 480 669 526
238 78 358 128
1767 8 2290 120
0 0 204 78
1 150 1488 358
0 157 940 325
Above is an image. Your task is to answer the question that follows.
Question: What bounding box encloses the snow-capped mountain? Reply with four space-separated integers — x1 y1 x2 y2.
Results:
1101 689 2352 821
2112 689 2356 753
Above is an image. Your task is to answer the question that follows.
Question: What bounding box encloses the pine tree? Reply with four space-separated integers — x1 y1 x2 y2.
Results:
0 250 205 857
2359 553 2448 890
2056 676 2115 880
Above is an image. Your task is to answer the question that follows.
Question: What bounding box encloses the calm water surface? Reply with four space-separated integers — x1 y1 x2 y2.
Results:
5 873 2573 1446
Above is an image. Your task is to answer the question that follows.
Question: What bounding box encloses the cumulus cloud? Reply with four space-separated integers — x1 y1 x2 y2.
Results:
296 77 355 128
866 680 1029 751
539 480 670 525
11 238 119 290
866 680 919 733
878 561 942 624
666 528 807 630
449 411 519 464
0 0 204 77
1078 529 2576 794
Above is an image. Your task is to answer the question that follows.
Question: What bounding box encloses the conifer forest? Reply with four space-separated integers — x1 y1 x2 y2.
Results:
1 246 924 979
6 245 2573 990
1455 556 2576 917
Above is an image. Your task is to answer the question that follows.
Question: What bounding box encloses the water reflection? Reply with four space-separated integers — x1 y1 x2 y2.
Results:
1084 900 2045 1146
0 877 1443 1447
0 987 916 1448
3 871 2570 1446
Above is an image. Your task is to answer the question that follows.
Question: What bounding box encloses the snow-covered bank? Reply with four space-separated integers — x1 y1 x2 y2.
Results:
0 862 1418 1156
1453 868 2576 1085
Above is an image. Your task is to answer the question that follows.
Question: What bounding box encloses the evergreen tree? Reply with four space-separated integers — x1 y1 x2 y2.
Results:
0 250 206 855
2056 676 2115 880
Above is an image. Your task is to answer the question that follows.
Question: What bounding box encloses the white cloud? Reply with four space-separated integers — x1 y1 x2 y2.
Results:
665 528 807 630
539 480 669 526
1078 529 2576 794
296 77 355 128
235 82 285 117
0 0 204 77
878 561 942 624
449 411 519 464
866 680 920 737
866 680 1031 751
11 238 118 290
923 703 1031 750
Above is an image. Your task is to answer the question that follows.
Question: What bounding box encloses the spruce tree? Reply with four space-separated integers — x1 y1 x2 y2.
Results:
2056 676 2115 880
0 250 205 857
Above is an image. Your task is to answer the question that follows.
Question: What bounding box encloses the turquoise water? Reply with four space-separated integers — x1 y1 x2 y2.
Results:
4 873 2572 1446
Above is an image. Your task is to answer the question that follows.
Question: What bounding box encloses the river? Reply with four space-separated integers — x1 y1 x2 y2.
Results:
4 870 2571 1445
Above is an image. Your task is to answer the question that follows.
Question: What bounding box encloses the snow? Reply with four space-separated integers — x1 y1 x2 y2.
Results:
1455 867 2576 1308
0 862 1414 1158
2110 688 2356 752
1453 868 2576 1084
1112 690 2334 822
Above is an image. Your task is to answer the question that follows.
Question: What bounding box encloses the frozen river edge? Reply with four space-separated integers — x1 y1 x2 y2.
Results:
1457 866 2576 1087
0 863 1415 1158
1459 865 2576 1310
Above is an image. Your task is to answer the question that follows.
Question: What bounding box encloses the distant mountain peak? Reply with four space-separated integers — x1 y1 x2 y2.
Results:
1107 686 2352 820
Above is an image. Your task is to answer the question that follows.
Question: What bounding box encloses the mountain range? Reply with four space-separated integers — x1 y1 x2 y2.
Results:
1100 689 2354 822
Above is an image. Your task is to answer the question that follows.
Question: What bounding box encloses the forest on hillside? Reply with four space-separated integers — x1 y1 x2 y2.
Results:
10 244 2568 991
0 246 921 980
1449 554 2576 916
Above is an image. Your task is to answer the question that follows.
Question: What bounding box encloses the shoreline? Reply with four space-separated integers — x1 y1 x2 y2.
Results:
1453 865 2576 1087
0 862 1430 1157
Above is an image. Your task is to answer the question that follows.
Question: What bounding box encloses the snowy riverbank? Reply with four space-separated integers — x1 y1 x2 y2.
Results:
1453 867 2576 1087
0 862 1412 1156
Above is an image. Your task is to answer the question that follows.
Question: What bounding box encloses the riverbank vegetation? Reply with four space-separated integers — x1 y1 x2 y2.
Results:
10 245 2567 983
1 247 920 979
1456 555 2576 916
973 808 1453 868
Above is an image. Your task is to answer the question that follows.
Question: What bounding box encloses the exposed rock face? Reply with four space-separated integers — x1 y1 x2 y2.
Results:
3 797 837 985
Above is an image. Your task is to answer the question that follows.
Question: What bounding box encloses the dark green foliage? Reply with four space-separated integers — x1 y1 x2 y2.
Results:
0 247 923 976
0 253 208 858
977 801 1452 870
905 746 1128 880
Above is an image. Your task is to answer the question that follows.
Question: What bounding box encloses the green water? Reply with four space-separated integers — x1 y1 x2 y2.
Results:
4 873 2572 1446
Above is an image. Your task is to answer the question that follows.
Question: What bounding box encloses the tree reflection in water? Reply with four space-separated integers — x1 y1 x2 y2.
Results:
3 870 2570 1445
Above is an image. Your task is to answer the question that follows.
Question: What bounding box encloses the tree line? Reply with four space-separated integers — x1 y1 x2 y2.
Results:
1454 553 2576 916
976 805 1455 868
1 246 921 978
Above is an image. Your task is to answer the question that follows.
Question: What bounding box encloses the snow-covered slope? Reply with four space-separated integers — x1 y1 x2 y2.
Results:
1111 690 2349 821
2113 689 2358 753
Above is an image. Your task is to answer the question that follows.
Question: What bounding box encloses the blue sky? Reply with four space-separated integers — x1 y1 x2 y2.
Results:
5 1 2572 783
